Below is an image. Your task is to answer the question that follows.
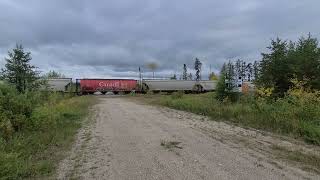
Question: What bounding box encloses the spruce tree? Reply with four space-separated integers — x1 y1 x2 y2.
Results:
215 63 227 101
256 38 292 97
182 64 188 80
194 58 202 81
1 44 39 93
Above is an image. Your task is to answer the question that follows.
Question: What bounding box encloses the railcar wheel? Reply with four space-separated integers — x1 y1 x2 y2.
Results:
141 83 149 94
193 85 203 93
116 91 125 95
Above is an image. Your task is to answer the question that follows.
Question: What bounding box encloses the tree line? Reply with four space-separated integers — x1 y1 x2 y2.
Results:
167 33 320 100
169 57 219 80
217 33 320 100
256 34 320 97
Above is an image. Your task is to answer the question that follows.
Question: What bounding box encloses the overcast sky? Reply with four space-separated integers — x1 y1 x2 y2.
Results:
0 0 319 79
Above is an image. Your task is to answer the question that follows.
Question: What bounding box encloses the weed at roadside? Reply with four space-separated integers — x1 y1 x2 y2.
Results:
160 140 183 150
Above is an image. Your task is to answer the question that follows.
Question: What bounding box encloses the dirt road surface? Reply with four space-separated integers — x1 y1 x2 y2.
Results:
57 97 319 180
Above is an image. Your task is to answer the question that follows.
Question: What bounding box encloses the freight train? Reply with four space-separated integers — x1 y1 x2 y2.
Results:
46 78 217 94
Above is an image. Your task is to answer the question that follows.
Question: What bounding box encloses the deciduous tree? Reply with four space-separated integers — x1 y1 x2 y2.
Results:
147 62 158 79
209 72 218 80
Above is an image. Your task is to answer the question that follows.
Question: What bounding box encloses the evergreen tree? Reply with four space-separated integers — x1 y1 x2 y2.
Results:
254 34 320 97
246 63 253 81
225 61 236 92
44 70 65 78
215 63 227 101
235 59 241 78
182 64 188 80
234 59 246 80
292 34 320 89
194 58 202 81
253 61 259 81
256 38 293 97
170 74 177 80
1 44 39 93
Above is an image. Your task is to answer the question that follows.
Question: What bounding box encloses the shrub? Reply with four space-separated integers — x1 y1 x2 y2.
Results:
0 82 94 178
0 83 71 141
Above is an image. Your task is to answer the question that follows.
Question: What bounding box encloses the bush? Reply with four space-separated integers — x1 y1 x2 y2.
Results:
0 85 28 140
0 82 94 179
0 83 71 140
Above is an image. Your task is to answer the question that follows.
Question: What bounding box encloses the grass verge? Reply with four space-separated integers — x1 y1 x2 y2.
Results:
138 92 320 145
271 145 320 173
0 96 96 179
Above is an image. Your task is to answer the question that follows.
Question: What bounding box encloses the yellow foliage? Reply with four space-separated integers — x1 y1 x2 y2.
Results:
209 74 218 80
209 72 218 80
288 78 320 103
256 87 274 98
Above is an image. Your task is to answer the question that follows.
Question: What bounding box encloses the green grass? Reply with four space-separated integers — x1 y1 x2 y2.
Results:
143 92 320 145
0 96 95 179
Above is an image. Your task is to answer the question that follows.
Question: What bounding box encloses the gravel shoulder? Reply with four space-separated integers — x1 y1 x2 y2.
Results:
57 96 319 180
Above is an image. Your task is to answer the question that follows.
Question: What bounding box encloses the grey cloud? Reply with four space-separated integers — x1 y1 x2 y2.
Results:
0 0 320 78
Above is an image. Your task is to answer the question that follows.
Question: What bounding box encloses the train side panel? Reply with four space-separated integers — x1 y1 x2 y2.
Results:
199 81 217 91
80 79 137 93
46 78 72 92
143 80 217 92
143 80 195 91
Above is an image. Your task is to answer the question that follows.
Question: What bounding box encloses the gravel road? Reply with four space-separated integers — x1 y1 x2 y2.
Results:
57 96 319 180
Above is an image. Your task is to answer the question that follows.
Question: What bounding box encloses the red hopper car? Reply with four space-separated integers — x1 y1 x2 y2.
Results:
78 79 137 95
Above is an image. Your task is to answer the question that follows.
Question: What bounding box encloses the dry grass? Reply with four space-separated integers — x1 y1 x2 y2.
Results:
271 145 320 174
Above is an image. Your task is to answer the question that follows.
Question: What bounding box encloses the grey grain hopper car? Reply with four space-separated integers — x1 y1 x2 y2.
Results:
141 80 217 93
45 78 72 92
